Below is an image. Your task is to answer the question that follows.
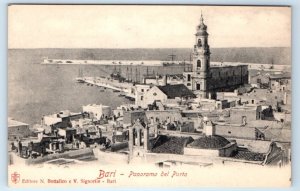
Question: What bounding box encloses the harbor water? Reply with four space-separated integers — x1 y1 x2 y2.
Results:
8 49 187 125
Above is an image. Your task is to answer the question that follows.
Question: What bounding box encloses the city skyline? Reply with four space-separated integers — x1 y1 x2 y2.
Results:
8 5 291 49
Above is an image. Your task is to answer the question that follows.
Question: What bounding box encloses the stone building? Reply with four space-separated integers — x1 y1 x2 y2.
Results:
183 14 249 99
8 118 31 140
82 104 112 120
229 106 262 125
269 73 291 92
139 84 195 108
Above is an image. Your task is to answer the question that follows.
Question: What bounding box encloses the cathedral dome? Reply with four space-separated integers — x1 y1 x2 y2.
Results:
195 14 208 36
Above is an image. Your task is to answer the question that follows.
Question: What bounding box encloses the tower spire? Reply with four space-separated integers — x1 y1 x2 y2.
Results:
200 11 204 23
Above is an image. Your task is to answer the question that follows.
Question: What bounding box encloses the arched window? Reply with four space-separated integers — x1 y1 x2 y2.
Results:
197 60 201 68
197 39 202 47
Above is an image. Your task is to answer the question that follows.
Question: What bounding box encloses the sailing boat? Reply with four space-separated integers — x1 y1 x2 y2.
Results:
75 64 85 83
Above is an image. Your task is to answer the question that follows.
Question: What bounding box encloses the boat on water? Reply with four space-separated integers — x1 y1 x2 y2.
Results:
76 77 85 83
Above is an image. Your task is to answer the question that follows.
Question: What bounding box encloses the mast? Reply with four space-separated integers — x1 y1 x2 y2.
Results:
168 50 176 63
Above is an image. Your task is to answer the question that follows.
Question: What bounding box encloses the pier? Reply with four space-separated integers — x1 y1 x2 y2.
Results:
79 77 136 99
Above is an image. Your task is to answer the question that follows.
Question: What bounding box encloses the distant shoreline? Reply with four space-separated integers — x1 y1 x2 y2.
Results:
9 47 291 66
41 59 291 69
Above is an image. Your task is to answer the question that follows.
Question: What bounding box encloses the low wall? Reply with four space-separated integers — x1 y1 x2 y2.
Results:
95 149 129 164
227 138 271 153
144 152 219 165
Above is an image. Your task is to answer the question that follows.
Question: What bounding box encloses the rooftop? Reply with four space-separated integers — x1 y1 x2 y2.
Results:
157 84 196 99
231 149 265 161
231 106 257 111
247 120 283 129
269 73 291 80
151 135 193 155
187 135 230 149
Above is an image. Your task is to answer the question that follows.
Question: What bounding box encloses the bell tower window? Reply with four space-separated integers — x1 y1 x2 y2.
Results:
197 60 201 68
197 39 202 47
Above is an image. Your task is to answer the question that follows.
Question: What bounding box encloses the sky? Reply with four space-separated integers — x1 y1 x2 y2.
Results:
8 5 291 49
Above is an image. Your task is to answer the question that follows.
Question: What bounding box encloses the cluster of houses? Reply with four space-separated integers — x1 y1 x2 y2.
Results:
8 68 291 167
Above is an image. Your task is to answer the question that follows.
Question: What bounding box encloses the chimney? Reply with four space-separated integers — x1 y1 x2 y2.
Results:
204 121 214 136
99 128 102 137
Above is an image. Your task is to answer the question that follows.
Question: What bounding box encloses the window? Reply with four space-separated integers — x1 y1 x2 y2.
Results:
141 96 143 100
187 83 191 86
242 116 247 125
153 93 157 96
141 89 144 92
187 74 191 81
197 39 202 47
257 79 261 84
197 60 201 68
196 84 201 90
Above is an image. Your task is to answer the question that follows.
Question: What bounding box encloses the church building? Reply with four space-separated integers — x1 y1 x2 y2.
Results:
184 14 249 99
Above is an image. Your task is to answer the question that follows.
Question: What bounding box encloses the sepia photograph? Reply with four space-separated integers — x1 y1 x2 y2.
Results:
7 5 291 187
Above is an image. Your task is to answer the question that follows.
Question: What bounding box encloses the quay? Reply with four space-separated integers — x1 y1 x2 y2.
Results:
79 77 135 99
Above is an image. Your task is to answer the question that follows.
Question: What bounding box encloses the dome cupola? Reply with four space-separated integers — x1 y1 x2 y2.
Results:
196 13 208 36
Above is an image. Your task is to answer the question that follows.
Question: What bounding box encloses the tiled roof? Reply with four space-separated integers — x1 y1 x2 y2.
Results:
151 135 194 154
232 150 265 161
188 135 230 149
157 84 196 99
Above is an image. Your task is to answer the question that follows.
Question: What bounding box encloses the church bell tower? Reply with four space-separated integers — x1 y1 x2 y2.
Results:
192 14 211 98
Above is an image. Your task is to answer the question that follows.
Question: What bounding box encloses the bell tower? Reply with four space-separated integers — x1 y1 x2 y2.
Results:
192 13 211 98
